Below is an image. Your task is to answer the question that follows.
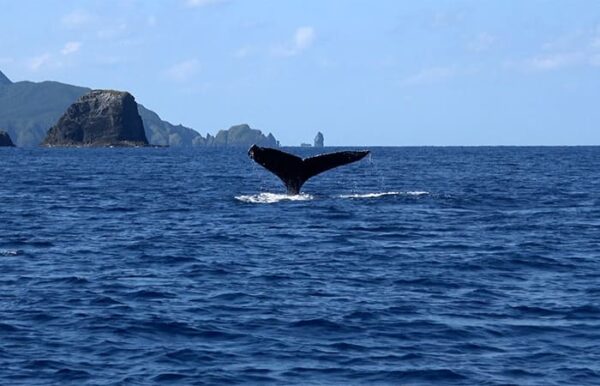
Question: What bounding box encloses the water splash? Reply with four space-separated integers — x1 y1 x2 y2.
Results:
237 191 430 202
0 249 21 257
235 192 314 204
338 191 429 199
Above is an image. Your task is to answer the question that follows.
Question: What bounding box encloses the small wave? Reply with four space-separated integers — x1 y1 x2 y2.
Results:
39 276 90 285
328 342 370 352
368 369 467 383
338 191 429 199
0 322 20 332
153 373 191 382
235 192 313 204
55 368 91 380
164 348 215 363
128 289 176 299
291 318 342 329
0 249 22 256
289 318 359 333
90 296 123 306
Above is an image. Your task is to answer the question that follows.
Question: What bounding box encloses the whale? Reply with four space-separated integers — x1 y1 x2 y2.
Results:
248 144 370 195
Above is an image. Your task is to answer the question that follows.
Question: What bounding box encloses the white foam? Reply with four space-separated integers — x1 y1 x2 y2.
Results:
0 249 20 257
338 191 430 199
235 192 314 204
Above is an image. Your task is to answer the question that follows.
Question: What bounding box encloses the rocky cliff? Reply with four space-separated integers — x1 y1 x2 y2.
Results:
0 130 14 146
137 104 201 147
42 90 148 147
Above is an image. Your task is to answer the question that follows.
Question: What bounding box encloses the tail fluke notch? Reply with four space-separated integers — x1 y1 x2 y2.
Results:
248 144 370 194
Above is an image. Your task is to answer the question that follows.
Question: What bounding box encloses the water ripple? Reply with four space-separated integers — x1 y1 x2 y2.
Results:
1 147 600 385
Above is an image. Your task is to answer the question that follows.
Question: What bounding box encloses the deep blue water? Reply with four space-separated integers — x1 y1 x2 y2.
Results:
1 146 600 385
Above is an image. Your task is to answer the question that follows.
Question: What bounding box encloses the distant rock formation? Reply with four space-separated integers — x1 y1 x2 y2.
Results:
1 70 282 148
137 104 201 147
0 70 199 147
314 131 324 147
0 130 15 146
0 70 11 86
42 90 148 147
205 124 279 147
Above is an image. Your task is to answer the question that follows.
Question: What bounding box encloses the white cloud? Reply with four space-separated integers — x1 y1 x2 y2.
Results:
61 41 82 55
401 67 455 86
61 10 91 28
185 0 227 7
274 26 316 57
28 54 52 71
28 42 84 72
165 59 200 82
97 23 128 39
517 26 600 71
526 52 583 70
294 27 316 51
233 46 253 59
468 33 495 52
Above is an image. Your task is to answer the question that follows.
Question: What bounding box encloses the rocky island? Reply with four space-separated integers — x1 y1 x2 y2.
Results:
0 130 14 146
42 90 148 147
202 124 279 147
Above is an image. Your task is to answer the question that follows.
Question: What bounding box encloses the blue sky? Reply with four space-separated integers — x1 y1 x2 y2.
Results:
1 0 600 145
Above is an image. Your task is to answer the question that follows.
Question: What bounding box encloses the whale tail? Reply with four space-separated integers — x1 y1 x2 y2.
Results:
248 145 370 195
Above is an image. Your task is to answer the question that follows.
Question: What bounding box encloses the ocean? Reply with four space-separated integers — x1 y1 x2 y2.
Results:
1 146 599 385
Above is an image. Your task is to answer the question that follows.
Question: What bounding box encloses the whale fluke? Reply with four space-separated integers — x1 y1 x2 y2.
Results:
248 144 370 195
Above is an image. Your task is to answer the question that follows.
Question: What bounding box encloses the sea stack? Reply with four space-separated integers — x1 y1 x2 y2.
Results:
0 130 15 147
42 90 148 147
314 131 324 147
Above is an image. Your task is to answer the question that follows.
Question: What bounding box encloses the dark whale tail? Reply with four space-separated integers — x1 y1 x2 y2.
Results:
248 144 370 195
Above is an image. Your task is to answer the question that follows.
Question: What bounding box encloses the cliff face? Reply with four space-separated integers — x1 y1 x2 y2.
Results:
137 104 201 147
0 130 15 146
42 90 148 147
